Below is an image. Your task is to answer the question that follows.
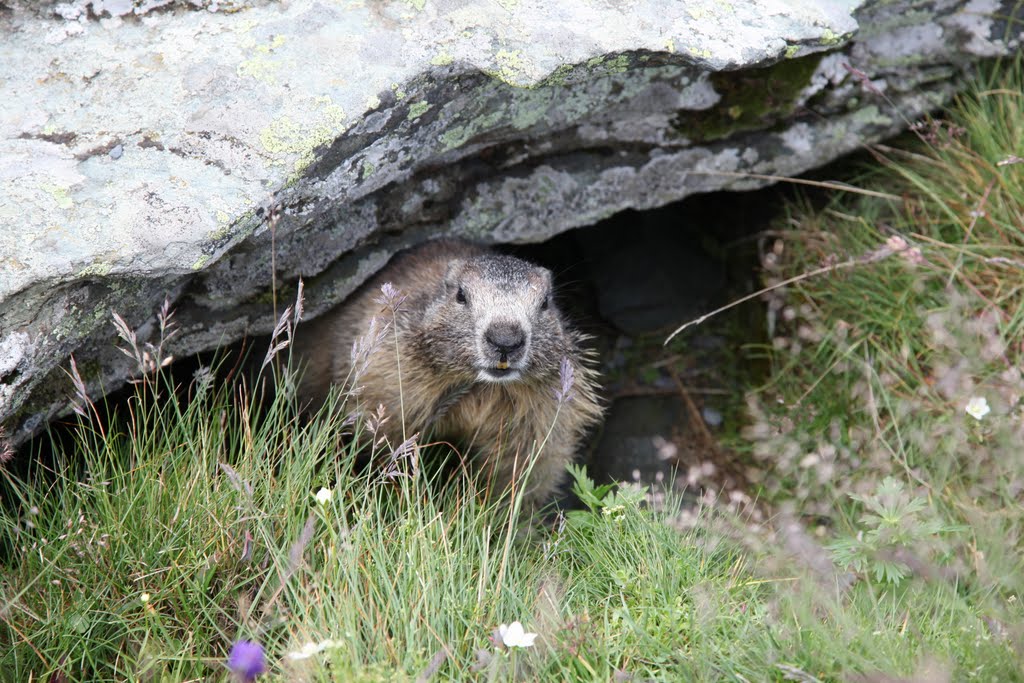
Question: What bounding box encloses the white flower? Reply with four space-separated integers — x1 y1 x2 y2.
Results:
139 592 150 604
497 621 537 649
286 638 343 660
965 396 991 421
313 487 333 505
601 504 626 521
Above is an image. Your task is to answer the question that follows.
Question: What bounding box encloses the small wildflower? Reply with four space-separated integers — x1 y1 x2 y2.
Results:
965 396 990 421
285 638 343 661
314 487 333 505
602 504 626 521
227 640 267 682
140 592 150 604
497 621 537 649
902 247 925 266
885 235 908 252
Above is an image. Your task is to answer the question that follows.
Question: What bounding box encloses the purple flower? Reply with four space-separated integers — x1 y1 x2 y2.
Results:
227 640 267 682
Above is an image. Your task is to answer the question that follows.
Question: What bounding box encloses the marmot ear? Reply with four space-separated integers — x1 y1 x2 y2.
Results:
443 259 466 290
529 266 553 291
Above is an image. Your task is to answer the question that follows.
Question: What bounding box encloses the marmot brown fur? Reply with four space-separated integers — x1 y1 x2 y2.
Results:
296 239 602 508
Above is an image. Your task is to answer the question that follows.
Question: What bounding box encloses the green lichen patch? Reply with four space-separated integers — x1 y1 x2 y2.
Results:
236 37 285 84
671 53 824 143
41 184 74 210
258 98 349 179
438 109 505 151
76 262 113 277
430 51 454 67
407 101 432 121
490 49 528 85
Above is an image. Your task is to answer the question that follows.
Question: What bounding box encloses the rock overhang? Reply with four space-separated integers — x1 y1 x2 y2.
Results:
0 0 1021 446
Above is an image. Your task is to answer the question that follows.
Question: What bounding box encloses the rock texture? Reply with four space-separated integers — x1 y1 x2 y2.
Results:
1 0 1021 446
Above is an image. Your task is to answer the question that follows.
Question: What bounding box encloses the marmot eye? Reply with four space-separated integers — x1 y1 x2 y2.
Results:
456 286 467 304
540 296 549 311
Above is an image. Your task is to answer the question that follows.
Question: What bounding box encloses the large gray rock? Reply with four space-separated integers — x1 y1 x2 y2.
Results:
1 0 1021 446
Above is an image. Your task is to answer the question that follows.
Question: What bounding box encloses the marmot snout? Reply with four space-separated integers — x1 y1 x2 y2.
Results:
296 239 603 508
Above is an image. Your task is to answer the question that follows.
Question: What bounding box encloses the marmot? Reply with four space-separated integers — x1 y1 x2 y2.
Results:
296 239 602 508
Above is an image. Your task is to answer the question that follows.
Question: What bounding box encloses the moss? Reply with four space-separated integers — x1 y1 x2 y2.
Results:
671 53 824 143
253 282 296 306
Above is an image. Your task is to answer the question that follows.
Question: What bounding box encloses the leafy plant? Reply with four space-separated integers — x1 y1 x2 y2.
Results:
827 477 959 584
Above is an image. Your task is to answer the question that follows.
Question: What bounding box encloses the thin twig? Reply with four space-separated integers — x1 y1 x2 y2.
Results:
664 259 858 345
685 170 902 201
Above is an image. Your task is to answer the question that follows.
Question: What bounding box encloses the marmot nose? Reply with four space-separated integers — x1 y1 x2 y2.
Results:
485 323 526 357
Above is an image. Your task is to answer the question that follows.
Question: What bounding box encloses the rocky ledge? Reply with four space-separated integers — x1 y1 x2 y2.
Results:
1 0 1021 446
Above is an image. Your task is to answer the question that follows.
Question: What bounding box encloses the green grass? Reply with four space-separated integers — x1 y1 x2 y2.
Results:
4 60 1024 683
5 366 1017 681
0 366 762 681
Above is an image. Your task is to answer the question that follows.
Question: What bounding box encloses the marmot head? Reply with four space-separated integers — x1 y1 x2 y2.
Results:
420 253 568 384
